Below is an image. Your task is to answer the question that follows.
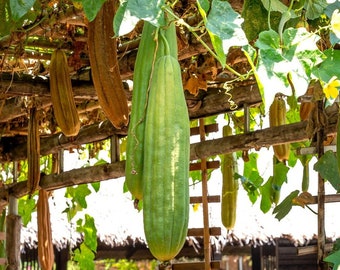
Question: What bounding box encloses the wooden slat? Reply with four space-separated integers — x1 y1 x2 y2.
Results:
190 195 220 204
309 194 340 204
297 145 336 155
297 243 334 256
190 123 219 136
171 261 221 270
190 160 220 171
187 227 221 237
0 232 5 240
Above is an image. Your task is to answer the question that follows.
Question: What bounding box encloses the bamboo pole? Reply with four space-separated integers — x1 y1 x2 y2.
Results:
199 118 211 270
316 101 327 270
6 161 20 270
6 215 21 270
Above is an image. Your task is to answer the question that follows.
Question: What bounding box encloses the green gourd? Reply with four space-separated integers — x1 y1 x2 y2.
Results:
221 125 238 230
125 19 177 201
142 33 189 261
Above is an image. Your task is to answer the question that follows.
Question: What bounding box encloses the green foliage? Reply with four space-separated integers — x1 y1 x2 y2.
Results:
73 242 95 269
324 238 340 269
64 184 92 220
255 27 324 109
260 176 274 213
18 195 36 226
314 49 340 84
0 0 38 38
72 214 97 269
303 0 328 20
242 0 281 41
114 0 166 36
74 0 106 22
76 214 97 251
236 152 263 204
197 0 248 67
273 190 300 221
9 0 35 21
314 150 340 192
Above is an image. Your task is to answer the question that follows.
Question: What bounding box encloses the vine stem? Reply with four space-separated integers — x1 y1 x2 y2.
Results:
163 5 248 80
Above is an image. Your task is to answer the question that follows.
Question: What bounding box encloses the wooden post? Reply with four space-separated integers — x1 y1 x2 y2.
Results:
7 161 21 270
316 100 326 270
110 135 120 163
199 118 211 270
6 214 21 270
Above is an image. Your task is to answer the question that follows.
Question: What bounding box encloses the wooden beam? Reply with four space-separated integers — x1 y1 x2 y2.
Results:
0 76 261 124
187 227 221 237
0 82 263 161
190 195 220 204
0 106 338 163
190 161 220 171
0 161 126 207
297 243 333 256
170 261 221 270
309 194 340 204
0 104 337 205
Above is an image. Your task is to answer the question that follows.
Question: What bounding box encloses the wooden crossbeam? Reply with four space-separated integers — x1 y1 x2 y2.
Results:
190 124 219 136
190 161 220 171
309 194 340 204
190 195 220 204
171 261 221 270
187 227 221 237
297 243 334 256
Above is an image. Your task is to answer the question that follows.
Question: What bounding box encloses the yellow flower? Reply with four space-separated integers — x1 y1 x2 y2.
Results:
323 76 340 100
331 9 340 38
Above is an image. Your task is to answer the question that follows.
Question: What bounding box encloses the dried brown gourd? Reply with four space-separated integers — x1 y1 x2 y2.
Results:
87 0 129 129
37 189 54 270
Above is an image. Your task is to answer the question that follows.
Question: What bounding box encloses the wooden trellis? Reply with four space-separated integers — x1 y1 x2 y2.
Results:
171 118 222 270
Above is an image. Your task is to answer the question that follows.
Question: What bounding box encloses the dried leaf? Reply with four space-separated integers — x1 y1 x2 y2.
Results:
184 74 207 96
292 191 314 207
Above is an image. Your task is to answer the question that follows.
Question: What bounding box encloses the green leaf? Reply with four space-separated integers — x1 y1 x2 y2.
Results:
324 249 340 269
314 150 340 192
0 1 12 37
73 243 95 269
18 196 36 226
91 182 100 192
81 0 106 22
66 184 92 209
261 0 291 14
205 0 248 54
114 0 165 36
198 0 248 67
236 153 263 203
197 0 210 16
314 49 340 84
272 162 289 187
256 29 281 50
304 0 327 20
260 177 273 213
77 214 98 251
273 190 299 221
239 153 263 203
114 0 141 36
9 0 35 21
255 27 323 112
